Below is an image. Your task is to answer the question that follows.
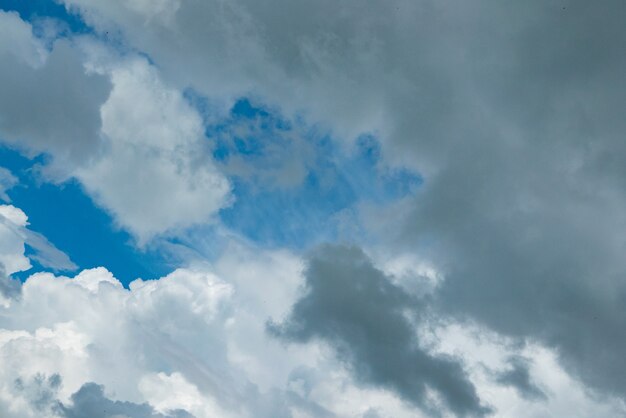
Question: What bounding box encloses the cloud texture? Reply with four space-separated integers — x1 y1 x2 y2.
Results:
1 1 626 417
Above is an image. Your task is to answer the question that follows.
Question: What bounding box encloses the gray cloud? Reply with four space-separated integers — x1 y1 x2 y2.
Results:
269 244 491 417
495 357 546 402
8 0 626 412
13 373 195 418
14 373 63 414
57 382 195 418
0 267 21 300
0 12 111 177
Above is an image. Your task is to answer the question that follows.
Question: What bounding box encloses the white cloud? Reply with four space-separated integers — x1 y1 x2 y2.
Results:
0 205 31 276
0 202 624 417
2 2 626 416
0 12 231 242
422 321 626 418
74 56 231 242
0 205 76 280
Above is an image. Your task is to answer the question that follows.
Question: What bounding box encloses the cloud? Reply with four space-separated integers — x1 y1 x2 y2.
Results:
57 382 194 418
1 1 626 416
0 204 76 278
0 12 231 242
56 0 626 403
0 167 17 202
0 223 431 418
73 56 232 242
0 205 31 276
495 357 546 402
23 229 78 273
0 11 111 174
269 244 490 417
12 373 194 418
0 203 623 417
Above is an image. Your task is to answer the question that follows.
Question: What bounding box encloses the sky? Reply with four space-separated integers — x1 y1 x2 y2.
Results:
0 1 624 417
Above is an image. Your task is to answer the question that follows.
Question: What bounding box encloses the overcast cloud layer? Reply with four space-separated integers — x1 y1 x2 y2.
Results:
0 1 625 417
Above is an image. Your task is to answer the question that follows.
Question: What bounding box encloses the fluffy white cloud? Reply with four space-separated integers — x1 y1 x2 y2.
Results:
0 205 31 277
0 243 413 417
0 13 231 242
0 204 76 280
0 202 624 417
74 55 231 242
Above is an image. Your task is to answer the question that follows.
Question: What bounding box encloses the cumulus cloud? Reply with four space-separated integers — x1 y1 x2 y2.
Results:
0 12 231 242
0 244 421 417
0 204 624 417
1 0 625 416
73 56 231 242
54 0 626 403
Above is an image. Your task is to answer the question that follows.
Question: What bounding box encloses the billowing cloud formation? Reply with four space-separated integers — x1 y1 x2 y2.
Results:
0 13 231 241
270 245 489 417
1 0 626 417
0 204 625 417
74 56 231 241
53 0 626 403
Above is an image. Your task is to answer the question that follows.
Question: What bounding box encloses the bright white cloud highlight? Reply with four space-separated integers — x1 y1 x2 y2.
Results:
75 56 231 242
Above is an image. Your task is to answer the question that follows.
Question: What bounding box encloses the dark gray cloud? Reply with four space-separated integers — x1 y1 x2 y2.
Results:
269 244 491 417
495 357 546 402
316 0 626 404
57 383 194 418
13 373 194 418
14 373 62 412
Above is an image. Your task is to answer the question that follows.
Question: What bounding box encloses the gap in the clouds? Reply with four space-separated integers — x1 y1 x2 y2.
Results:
0 0 90 35
0 0 131 56
193 96 422 249
0 147 170 286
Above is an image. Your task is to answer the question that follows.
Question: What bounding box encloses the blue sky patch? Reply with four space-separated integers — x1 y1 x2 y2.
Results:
0 0 90 35
0 148 170 285
209 98 421 248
